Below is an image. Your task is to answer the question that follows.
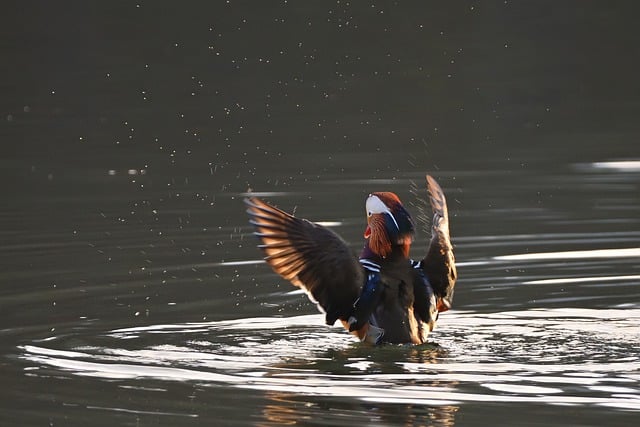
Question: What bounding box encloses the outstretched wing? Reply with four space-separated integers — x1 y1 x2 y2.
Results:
420 175 457 312
245 197 363 325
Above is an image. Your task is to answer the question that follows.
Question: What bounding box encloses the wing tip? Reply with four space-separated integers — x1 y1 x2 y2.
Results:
243 195 259 206
425 174 448 217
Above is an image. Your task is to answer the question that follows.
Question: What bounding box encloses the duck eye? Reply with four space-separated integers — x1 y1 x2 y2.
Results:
367 211 372 217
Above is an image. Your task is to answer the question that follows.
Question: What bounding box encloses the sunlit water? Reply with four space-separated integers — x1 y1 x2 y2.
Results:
3 160 639 426
19 309 640 411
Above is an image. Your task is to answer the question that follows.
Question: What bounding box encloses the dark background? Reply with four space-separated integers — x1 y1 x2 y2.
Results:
3 2 639 189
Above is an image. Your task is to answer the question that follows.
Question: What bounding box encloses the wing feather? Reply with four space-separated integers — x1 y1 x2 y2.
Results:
245 197 363 324
421 175 457 311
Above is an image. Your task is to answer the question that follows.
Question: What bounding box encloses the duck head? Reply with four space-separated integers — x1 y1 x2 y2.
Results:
364 192 415 258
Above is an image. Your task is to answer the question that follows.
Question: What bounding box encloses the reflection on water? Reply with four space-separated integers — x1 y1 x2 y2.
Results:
3 158 640 425
586 161 640 172
18 307 640 420
495 247 640 261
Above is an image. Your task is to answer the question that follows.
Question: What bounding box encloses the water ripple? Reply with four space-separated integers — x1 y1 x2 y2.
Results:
17 308 640 411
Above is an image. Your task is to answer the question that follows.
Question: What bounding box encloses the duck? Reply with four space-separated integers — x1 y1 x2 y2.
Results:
244 175 457 345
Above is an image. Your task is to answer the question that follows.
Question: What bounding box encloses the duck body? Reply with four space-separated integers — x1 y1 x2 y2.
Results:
353 239 438 345
245 175 456 345
373 252 436 344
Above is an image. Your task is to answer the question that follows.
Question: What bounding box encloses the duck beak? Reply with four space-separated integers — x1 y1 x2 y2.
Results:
364 212 376 238
437 298 451 312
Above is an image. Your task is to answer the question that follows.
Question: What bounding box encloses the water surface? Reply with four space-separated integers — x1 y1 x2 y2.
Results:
2 2 639 426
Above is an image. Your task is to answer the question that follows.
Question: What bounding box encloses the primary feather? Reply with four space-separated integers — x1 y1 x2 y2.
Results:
245 197 363 325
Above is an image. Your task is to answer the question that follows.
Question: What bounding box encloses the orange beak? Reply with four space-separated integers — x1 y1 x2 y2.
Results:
364 224 371 238
437 298 451 313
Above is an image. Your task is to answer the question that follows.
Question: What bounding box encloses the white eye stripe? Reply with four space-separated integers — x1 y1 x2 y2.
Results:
366 195 400 231
366 195 389 215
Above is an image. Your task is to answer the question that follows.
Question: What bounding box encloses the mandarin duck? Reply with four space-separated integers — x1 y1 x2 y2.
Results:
244 175 457 345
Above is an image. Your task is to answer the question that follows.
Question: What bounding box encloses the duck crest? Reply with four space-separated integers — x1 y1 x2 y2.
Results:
371 191 402 208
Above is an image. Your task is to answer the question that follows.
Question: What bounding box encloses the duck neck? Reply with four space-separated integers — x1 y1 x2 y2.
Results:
360 240 410 265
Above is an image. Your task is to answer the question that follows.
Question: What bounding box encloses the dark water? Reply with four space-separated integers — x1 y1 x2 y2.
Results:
2 2 639 426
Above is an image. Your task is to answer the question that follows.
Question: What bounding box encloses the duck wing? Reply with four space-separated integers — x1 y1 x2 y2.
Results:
245 197 363 325
420 175 457 311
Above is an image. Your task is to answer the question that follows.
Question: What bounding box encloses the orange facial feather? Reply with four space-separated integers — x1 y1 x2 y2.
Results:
367 214 392 257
